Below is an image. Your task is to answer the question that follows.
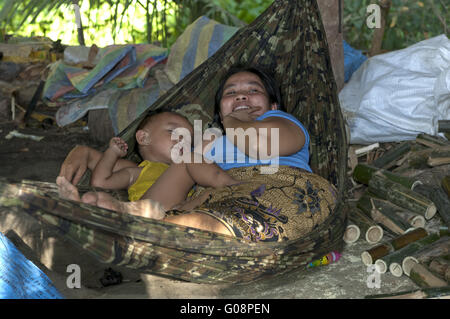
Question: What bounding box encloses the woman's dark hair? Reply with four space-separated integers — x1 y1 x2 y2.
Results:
214 66 284 119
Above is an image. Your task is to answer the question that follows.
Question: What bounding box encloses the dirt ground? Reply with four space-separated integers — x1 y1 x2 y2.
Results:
0 116 447 299
0 119 103 183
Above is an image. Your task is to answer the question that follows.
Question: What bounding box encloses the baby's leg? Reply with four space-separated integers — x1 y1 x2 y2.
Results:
140 163 196 211
81 191 165 219
56 176 81 201
80 192 98 205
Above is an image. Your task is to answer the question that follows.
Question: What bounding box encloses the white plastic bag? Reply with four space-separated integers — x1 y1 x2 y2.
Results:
339 35 450 144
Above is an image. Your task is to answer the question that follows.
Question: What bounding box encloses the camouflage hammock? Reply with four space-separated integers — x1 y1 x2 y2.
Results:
0 0 348 284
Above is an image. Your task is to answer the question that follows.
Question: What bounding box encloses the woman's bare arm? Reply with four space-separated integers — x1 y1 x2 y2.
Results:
59 145 137 185
222 114 305 158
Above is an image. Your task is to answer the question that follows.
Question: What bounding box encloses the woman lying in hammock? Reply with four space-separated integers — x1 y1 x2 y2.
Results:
58 66 338 242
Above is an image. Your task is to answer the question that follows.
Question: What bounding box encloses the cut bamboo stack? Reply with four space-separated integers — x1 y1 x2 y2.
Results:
348 134 450 298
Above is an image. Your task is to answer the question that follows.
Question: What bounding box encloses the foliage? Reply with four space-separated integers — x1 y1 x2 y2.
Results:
0 0 447 52
344 0 448 52
0 0 271 47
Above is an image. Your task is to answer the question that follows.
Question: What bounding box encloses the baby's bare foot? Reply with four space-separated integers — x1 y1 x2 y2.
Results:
81 192 100 205
56 176 81 201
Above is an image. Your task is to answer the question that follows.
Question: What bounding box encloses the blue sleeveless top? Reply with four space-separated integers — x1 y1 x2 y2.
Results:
204 110 311 172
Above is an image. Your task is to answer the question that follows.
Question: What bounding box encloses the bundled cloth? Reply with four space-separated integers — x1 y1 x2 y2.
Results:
43 44 168 132
44 17 238 135
339 35 450 144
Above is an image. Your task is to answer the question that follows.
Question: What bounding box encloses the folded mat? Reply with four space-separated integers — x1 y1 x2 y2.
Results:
46 17 237 135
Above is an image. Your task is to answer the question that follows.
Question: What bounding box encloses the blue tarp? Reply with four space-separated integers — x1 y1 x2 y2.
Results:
343 40 368 82
0 232 63 299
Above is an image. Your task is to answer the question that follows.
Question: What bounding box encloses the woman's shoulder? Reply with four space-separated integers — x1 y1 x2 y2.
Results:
257 110 306 128
257 110 310 145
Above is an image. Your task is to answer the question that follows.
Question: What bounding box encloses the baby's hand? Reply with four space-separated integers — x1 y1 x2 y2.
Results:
109 137 128 157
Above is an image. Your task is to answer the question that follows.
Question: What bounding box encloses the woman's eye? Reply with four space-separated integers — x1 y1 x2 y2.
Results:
224 90 235 95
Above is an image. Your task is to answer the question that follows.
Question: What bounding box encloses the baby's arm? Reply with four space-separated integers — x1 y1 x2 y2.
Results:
185 162 238 188
90 137 139 190
186 138 239 188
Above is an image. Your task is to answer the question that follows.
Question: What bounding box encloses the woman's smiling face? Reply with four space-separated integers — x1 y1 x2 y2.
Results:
219 71 277 120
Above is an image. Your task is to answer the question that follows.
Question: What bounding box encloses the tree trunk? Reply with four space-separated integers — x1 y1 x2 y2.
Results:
316 0 345 92
360 227 428 266
72 1 85 46
369 0 391 57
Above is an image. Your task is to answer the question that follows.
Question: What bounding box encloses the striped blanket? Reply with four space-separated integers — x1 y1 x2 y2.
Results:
46 17 238 135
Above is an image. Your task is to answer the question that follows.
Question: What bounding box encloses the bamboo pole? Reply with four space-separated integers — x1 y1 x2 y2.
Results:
374 233 441 275
401 236 450 276
360 228 428 266
368 174 437 220
438 120 450 133
348 208 383 244
407 148 434 169
443 176 450 198
429 257 450 282
357 192 418 235
366 286 450 299
371 141 411 169
427 149 450 166
405 260 448 288
440 226 449 237
353 163 421 189
343 224 360 244
412 184 450 228
416 133 450 148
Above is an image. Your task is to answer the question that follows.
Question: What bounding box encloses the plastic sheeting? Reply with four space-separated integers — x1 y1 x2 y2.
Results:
339 35 450 144
0 232 63 299
343 40 367 83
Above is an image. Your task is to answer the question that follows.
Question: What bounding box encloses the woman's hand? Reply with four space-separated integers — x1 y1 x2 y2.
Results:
58 145 90 186
59 144 138 186
222 109 258 125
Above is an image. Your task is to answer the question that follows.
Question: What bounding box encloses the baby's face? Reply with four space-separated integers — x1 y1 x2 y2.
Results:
142 112 194 164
